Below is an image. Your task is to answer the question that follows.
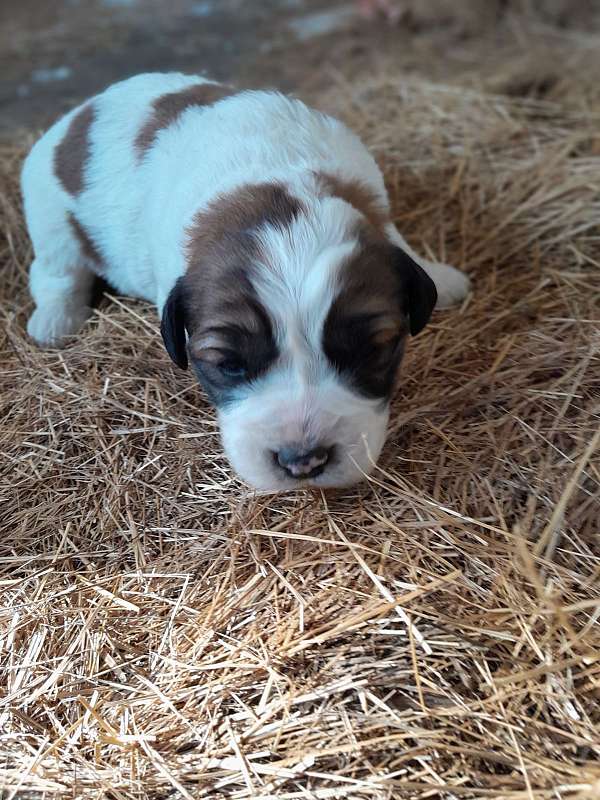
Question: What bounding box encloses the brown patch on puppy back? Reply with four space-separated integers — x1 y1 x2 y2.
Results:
68 213 102 265
134 82 237 159
316 171 390 232
54 104 95 195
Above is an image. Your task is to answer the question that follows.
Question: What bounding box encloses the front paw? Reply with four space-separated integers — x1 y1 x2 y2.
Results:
426 262 471 308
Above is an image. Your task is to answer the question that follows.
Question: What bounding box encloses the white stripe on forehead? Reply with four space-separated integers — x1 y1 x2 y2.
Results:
252 198 360 355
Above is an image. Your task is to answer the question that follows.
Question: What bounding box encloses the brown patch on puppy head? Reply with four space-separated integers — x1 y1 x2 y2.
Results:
329 230 408 328
315 171 390 232
323 226 436 399
184 182 303 340
186 182 303 267
135 82 237 159
54 104 95 196
161 182 303 404
68 213 102 265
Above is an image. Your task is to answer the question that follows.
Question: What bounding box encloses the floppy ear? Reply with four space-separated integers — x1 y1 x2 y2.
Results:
393 248 438 336
160 278 188 369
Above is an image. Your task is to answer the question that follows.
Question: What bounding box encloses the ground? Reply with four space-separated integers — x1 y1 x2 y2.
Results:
2 0 600 139
1 2 600 799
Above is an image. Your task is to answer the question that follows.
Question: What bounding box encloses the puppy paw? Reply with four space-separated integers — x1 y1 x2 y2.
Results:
424 262 471 308
27 305 92 347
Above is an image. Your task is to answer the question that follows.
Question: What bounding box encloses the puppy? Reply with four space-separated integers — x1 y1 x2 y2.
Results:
22 73 469 490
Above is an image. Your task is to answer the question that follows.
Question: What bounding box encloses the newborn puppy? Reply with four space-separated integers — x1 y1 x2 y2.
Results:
22 73 469 490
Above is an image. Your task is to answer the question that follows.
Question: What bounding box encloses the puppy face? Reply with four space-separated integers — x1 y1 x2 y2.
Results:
161 182 436 490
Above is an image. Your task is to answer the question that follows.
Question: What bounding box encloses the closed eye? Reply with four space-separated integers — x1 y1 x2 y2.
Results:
192 347 248 380
217 356 247 379
323 315 406 399
373 335 402 361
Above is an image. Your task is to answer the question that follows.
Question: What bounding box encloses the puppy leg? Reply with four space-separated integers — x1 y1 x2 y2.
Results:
27 224 96 347
386 223 470 308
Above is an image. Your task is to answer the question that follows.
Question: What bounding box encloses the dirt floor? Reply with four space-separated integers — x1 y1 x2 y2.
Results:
0 0 419 135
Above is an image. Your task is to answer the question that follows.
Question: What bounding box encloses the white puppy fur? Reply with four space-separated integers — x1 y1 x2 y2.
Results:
22 72 469 490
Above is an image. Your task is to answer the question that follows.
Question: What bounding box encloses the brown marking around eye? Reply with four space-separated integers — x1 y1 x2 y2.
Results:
322 229 408 399
134 82 238 160
54 104 95 195
315 171 390 232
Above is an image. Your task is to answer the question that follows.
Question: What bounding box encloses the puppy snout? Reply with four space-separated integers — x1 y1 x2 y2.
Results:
275 445 332 479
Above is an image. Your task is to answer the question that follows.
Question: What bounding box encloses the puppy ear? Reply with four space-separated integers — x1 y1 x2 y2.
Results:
393 248 437 336
160 278 188 369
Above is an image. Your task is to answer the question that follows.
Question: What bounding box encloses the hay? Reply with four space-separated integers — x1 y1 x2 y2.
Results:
1 54 600 800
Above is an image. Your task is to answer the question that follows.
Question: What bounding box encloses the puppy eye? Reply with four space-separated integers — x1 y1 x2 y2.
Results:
372 327 402 348
217 356 247 379
372 335 401 357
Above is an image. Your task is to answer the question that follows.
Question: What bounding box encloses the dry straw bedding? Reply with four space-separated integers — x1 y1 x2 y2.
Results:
1 69 599 799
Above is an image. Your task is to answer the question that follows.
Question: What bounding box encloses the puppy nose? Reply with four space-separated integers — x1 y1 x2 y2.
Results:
276 445 331 479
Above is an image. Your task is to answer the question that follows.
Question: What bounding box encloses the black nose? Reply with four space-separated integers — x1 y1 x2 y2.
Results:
276 445 331 479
